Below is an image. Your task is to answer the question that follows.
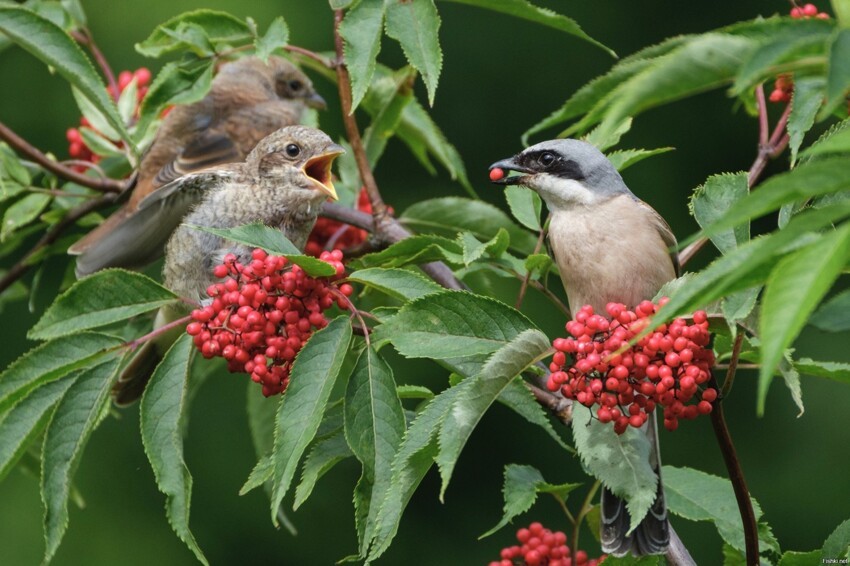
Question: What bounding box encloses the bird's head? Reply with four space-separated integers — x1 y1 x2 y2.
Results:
489 139 630 209
268 57 326 109
250 125 344 202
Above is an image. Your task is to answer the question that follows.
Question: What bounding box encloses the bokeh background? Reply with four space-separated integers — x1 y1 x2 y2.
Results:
2 1 849 564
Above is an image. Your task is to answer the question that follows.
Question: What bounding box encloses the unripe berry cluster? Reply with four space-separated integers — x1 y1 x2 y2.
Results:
488 522 605 566
186 248 353 397
66 68 152 171
305 189 372 257
548 301 717 434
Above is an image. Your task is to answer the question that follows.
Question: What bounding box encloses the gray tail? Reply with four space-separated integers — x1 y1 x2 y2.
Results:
600 416 670 556
112 341 161 405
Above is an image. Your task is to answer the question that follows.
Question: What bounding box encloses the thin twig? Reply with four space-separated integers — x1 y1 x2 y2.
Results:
550 492 576 525
0 192 118 295
0 121 126 193
571 480 601 554
515 218 548 310
284 45 334 68
525 381 572 424
721 332 745 398
71 29 118 99
122 314 193 351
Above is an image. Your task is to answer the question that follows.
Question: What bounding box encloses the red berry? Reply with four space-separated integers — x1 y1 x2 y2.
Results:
489 167 505 181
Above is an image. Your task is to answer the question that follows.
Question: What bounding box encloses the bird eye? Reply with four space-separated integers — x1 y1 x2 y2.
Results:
289 80 303 92
538 152 556 167
285 144 301 158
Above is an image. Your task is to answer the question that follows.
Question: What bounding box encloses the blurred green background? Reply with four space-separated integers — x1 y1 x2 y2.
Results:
2 1 849 564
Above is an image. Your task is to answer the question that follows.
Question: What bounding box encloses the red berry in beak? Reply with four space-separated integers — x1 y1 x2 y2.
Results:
489 167 505 182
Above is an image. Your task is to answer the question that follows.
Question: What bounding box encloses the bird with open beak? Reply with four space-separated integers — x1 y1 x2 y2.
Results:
69 56 326 278
112 125 343 404
490 138 677 556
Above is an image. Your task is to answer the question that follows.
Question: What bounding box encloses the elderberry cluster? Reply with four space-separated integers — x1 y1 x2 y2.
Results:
186 249 353 397
488 522 606 566
548 301 717 434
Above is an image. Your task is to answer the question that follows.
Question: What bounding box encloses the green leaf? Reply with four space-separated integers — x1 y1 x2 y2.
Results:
0 143 32 185
384 0 442 106
30 270 177 340
823 518 850 560
497 378 572 453
439 0 613 56
1 192 50 241
376 291 537 360
362 67 416 166
346 268 442 301
240 454 273 496
606 147 674 172
778 550 823 565
810 290 850 331
293 430 352 509
796 358 850 385
344 348 405 554
690 172 749 255
396 385 434 400
504 186 542 231
139 334 207 564
597 555 661 565
458 229 510 266
330 0 356 8
188 223 337 277
135 10 251 58
254 16 289 61
721 288 759 325
354 234 463 269
42 358 121 563
0 376 75 481
801 117 850 158
572 404 657 534
339 0 385 111
270 317 352 524
481 463 580 538
583 117 633 152
788 78 826 166
401 197 538 255
137 60 214 138
0 332 123 414
759 224 850 414
0 6 133 151
821 29 850 118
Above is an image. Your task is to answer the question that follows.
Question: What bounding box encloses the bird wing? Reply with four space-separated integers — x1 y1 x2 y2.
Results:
639 199 680 277
73 166 243 277
152 131 241 187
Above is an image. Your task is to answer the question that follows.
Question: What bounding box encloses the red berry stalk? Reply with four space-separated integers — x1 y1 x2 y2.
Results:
489 522 606 566
187 248 353 397
549 300 716 434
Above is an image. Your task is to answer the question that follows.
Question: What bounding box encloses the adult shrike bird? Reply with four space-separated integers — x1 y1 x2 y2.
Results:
490 138 676 556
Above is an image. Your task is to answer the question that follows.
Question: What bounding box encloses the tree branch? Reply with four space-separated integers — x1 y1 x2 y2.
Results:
0 121 126 193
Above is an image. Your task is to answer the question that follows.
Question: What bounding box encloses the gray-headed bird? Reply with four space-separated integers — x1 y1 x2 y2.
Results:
490 139 675 556
113 125 343 404
69 56 326 277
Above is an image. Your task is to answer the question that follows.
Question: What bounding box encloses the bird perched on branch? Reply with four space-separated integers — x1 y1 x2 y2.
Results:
69 56 326 277
112 125 343 404
490 139 675 556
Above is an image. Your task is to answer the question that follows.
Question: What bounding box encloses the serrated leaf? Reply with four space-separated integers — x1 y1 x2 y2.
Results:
401 197 538 255
384 0 442 106
802 117 850 159
504 186 542 231
78 126 124 159
0 6 133 151
0 332 123 414
354 234 463 269
809 289 850 331
788 78 825 166
137 60 214 139
1 192 50 241
436 329 550 498
188 223 337 277
663 465 774 555
270 316 352 524
583 117 632 152
759 224 850 414
796 358 850 385
458 228 510 266
0 144 33 186
823 518 850 560
376 291 537 360
821 29 850 118
606 147 674 172
778 550 823 565
396 385 434 400
339 0 385 111
481 463 580 538
240 454 273 496
139 334 207 564
135 10 251 58
347 268 442 301
363 67 415 166
293 431 352 509
30 270 177 340
344 347 405 554
117 77 138 124
721 287 759 324
42 357 121 562
690 172 749 255
439 0 612 56
497 378 572 453
254 16 289 61
571 404 656 534
0 376 75 481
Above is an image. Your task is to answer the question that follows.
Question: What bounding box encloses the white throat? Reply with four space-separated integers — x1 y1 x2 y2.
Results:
530 174 597 210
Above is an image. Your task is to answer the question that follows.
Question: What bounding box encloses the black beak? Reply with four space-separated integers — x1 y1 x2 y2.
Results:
488 156 534 185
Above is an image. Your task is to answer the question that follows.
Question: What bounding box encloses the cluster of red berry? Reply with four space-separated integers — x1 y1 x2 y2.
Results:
548 301 717 434
186 248 353 397
66 67 152 171
489 522 605 566
305 189 371 257
790 3 829 19
769 4 830 103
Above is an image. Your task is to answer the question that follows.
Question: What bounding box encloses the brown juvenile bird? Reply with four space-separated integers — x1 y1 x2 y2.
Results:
69 56 325 277
113 125 343 404
490 139 676 556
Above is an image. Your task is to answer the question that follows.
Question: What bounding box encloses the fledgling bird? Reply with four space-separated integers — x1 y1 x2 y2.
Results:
69 56 326 277
490 139 676 556
112 125 343 404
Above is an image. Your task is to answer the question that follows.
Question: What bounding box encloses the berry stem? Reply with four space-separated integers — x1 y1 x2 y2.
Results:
123 314 194 351
330 286 371 349
720 332 745 399
549 492 576 525
571 480 601 555
515 215 550 310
